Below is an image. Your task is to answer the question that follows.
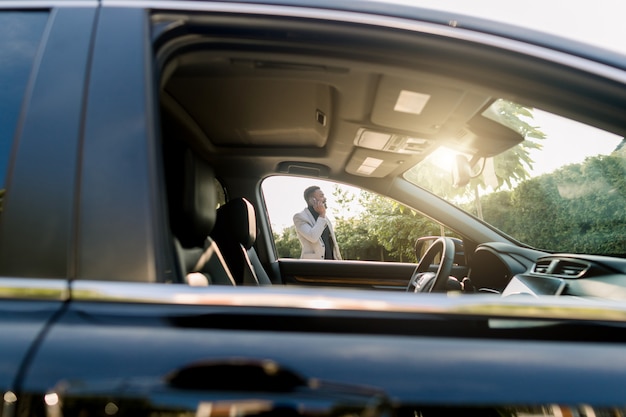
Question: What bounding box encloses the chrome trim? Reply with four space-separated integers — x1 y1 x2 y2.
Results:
0 278 69 301
0 1 97 8
71 280 626 323
103 0 626 84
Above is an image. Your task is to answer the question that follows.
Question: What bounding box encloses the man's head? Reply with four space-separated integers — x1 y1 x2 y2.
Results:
303 185 326 206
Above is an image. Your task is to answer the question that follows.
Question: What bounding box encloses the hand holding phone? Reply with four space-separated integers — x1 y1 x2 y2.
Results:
311 197 326 216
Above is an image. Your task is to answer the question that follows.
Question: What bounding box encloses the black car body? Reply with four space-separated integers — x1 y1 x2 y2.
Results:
1 1 626 416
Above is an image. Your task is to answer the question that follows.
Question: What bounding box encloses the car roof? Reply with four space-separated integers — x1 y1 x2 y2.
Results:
163 0 626 68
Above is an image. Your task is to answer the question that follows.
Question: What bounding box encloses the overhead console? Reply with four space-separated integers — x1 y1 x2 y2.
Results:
370 76 467 135
346 75 524 178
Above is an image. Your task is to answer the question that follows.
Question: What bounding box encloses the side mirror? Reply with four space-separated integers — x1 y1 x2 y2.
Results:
414 236 440 263
415 236 464 265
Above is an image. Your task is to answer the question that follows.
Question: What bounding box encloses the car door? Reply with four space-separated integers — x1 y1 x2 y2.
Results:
0 4 95 412
2 8 464 404
12 3 626 417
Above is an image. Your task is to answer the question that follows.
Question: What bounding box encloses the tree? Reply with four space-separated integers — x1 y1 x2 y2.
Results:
357 191 442 262
332 186 443 262
480 154 626 254
333 186 383 260
334 216 383 260
273 226 301 258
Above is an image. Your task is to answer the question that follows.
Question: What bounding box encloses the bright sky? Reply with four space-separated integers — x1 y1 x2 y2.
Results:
263 177 355 231
390 0 626 55
527 110 622 176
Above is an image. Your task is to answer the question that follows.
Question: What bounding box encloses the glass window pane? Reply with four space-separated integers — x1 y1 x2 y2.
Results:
262 176 445 262
0 11 49 212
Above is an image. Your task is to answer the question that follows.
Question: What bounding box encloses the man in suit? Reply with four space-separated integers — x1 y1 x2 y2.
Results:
293 185 342 260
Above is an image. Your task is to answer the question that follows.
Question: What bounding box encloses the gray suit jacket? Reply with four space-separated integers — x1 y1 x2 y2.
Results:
293 208 342 260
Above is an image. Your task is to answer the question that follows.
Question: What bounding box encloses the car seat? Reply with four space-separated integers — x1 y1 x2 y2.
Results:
167 149 235 286
210 197 272 286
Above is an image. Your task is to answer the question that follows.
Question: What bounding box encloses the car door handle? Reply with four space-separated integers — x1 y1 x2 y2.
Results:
47 358 392 417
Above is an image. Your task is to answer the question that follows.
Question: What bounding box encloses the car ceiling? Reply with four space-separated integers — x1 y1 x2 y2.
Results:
156 11 626 194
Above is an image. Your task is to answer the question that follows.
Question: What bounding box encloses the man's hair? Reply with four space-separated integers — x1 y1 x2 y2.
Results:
303 185 320 202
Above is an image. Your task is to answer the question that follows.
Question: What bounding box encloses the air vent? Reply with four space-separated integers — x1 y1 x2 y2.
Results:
552 260 589 278
533 260 552 274
533 258 590 278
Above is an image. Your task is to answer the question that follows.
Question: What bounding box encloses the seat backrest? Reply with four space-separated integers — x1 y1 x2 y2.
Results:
167 149 235 286
210 198 272 286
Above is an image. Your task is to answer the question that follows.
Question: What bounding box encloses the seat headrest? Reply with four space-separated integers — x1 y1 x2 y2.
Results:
212 198 256 249
171 150 217 248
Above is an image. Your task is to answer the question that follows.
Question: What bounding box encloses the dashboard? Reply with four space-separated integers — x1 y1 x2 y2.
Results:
507 254 626 300
468 243 626 301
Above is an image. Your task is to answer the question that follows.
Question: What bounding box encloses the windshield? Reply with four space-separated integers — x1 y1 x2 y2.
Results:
404 100 626 256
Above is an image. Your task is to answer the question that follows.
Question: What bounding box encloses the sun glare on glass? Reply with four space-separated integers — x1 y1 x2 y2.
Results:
427 147 460 172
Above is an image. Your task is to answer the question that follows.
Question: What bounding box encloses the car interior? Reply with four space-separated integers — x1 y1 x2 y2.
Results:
154 11 626 297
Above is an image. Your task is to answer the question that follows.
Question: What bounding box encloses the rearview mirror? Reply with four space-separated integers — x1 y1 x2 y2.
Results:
452 154 471 187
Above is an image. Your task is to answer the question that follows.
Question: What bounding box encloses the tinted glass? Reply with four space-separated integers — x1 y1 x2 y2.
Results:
0 11 48 210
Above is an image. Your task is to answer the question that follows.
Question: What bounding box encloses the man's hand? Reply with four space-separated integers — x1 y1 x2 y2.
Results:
313 198 326 217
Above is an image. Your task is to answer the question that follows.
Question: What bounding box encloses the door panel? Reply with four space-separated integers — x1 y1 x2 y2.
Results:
278 258 470 290
0 6 88 412
19 282 626 417
279 258 416 290
79 6 166 283
0 278 68 416
0 7 93 278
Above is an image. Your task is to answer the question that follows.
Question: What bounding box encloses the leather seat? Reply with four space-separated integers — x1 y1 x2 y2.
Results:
167 149 235 286
210 198 272 286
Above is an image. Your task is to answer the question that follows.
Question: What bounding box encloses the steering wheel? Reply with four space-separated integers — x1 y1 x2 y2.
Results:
406 237 456 293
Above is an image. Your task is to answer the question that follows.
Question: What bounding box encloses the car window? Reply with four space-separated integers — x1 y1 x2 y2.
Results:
404 100 626 255
0 11 48 214
262 176 447 262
